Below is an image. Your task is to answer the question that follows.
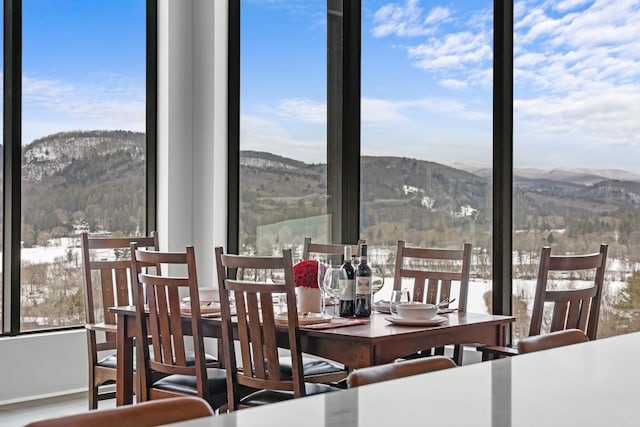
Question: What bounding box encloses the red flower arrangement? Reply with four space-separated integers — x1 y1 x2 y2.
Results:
293 260 323 289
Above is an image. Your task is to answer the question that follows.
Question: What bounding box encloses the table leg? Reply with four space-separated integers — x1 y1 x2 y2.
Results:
116 314 134 406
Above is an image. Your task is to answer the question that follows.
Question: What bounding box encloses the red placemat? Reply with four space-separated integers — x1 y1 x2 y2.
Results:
301 317 370 330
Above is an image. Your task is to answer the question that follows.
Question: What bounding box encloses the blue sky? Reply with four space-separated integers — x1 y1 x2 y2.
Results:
20 0 146 146
17 0 640 173
241 0 640 172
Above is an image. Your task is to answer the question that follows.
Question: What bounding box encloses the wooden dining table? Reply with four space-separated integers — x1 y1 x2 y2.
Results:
109 306 514 406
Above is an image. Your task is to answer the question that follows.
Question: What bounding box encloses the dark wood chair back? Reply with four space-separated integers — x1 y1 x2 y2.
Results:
517 329 589 354
302 236 365 264
529 244 608 340
393 241 472 310
131 244 212 404
215 247 306 411
24 396 213 427
80 231 158 409
393 241 472 364
347 356 456 388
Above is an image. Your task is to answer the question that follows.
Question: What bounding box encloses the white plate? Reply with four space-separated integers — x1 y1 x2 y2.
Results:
180 302 221 315
384 315 447 326
373 301 391 314
275 311 333 325
325 297 338 306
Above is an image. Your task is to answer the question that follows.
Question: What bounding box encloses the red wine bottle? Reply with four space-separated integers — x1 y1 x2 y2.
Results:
354 244 372 317
339 246 355 317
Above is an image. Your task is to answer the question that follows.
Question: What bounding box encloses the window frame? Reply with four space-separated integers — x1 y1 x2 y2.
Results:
1 0 157 336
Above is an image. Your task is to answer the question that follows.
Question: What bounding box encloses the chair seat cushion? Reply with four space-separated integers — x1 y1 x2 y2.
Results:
97 354 118 369
279 356 344 377
239 383 339 407
98 352 216 370
152 368 227 396
186 352 218 366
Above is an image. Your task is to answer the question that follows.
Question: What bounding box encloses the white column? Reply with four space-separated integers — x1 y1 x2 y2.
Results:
157 0 228 286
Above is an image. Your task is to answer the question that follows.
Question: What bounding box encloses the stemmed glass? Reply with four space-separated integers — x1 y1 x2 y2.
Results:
321 264 341 317
371 263 386 295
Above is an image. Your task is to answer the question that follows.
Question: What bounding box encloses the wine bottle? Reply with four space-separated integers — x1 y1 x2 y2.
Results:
354 243 372 317
338 246 355 317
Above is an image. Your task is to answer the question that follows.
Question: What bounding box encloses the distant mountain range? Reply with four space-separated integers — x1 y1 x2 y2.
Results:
4 130 639 248
239 150 640 216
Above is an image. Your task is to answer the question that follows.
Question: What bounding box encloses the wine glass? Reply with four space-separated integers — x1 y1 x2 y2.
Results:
370 263 386 297
389 289 411 316
321 264 341 317
317 260 328 313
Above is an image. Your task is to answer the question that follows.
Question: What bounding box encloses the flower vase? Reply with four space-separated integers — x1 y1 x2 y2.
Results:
296 287 322 313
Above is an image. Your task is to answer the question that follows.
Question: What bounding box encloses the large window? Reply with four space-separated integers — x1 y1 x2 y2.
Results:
513 0 640 340
232 0 640 341
238 0 328 258
2 0 155 334
360 1 493 308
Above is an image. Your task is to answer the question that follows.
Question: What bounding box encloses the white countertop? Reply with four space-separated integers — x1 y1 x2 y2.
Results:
168 332 640 427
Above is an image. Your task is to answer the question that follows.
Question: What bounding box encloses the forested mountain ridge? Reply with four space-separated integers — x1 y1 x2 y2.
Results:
3 131 640 251
13 131 146 246
23 130 144 181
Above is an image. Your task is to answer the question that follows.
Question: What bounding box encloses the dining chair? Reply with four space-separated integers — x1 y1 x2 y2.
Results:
130 244 228 411
80 231 159 409
299 236 368 383
24 396 213 427
393 240 472 364
346 356 456 388
516 329 589 354
302 236 365 264
215 247 339 411
480 244 608 360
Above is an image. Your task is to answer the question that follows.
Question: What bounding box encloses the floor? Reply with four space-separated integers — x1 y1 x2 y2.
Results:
0 392 115 427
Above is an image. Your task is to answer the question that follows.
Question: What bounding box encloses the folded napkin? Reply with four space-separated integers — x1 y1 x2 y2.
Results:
301 317 370 330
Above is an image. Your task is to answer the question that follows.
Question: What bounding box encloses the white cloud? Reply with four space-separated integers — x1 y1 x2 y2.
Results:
372 0 442 37
440 78 468 89
514 0 640 147
21 74 145 144
408 31 492 71
275 98 326 123
362 98 409 123
554 0 593 13
423 6 450 25
240 114 325 163
363 0 640 152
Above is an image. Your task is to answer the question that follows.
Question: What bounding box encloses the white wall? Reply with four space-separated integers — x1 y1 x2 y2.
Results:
0 331 87 404
0 0 228 404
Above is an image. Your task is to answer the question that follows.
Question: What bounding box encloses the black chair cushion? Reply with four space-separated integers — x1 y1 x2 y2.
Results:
97 354 118 369
151 367 228 409
99 351 216 370
279 356 344 377
152 367 227 396
186 352 218 366
239 383 339 407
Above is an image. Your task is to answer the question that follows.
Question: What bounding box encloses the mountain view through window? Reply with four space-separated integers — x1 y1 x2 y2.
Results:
240 0 640 340
18 0 147 331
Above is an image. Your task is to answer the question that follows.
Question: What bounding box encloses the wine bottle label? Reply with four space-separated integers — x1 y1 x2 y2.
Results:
339 279 355 300
356 276 371 295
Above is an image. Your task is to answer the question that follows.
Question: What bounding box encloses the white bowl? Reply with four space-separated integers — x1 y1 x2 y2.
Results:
396 302 438 320
180 288 219 304
198 288 219 303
